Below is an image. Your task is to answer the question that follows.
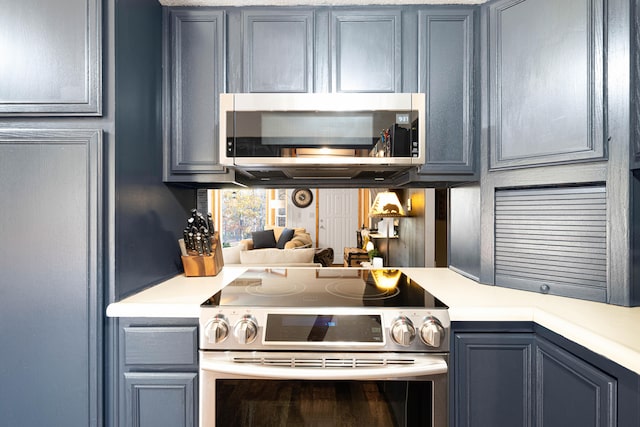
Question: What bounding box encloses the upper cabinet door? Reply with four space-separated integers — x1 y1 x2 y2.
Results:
0 0 101 116
418 9 475 175
488 0 605 169
164 9 226 179
331 9 402 93
242 10 314 93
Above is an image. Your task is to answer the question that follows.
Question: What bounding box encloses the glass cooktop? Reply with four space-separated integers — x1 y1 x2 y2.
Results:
202 268 447 309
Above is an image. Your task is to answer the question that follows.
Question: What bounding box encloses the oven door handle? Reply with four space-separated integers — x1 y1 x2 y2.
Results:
200 353 447 380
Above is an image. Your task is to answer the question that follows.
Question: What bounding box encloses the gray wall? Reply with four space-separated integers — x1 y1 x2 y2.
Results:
449 183 480 280
113 0 195 300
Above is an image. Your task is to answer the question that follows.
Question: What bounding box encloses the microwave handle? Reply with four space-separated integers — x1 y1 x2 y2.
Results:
200 352 447 380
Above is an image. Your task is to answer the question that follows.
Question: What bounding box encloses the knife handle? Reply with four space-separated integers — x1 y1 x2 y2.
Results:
207 213 215 234
195 234 204 255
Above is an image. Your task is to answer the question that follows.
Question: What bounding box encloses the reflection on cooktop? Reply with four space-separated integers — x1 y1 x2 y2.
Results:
202 268 446 309
325 279 400 300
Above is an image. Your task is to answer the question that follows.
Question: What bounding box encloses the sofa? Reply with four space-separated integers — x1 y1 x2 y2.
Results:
241 226 312 250
222 226 317 266
221 226 334 267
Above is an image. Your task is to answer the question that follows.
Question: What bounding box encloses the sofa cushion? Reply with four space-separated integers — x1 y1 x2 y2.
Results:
251 229 277 249
221 242 246 264
276 228 295 249
239 247 316 265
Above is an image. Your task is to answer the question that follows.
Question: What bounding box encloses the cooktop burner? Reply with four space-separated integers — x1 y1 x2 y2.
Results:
202 268 447 309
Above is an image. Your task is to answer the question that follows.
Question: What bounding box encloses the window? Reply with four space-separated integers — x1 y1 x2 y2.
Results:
216 189 287 246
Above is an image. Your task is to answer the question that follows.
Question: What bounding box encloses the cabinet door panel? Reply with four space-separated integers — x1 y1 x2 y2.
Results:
536 337 616 427
0 129 101 426
331 10 402 93
453 333 534 427
165 9 225 177
418 9 474 175
118 318 200 427
124 326 198 366
0 0 101 115
243 10 314 93
488 0 604 169
124 372 198 427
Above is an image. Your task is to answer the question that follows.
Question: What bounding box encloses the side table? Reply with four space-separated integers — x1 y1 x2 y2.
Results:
343 247 369 267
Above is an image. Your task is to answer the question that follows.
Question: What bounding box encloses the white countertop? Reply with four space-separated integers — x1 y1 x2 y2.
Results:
106 267 247 318
107 267 640 375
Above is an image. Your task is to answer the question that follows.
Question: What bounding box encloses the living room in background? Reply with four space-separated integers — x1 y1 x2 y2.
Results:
207 188 437 267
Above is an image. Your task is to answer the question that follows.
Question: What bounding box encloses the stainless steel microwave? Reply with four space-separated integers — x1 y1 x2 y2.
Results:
219 93 425 178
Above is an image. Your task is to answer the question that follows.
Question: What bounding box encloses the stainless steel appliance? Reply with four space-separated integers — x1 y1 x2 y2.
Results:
199 268 450 426
219 93 425 181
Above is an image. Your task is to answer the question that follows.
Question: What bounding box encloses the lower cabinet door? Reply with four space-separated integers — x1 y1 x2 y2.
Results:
536 337 616 427
453 333 534 427
124 372 198 427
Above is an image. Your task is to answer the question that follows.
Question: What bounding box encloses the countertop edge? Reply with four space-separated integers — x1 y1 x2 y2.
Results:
106 267 640 375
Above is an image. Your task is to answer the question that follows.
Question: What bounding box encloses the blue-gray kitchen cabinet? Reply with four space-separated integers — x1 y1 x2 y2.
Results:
118 318 199 427
452 323 639 427
162 8 234 183
535 336 616 427
0 0 101 116
0 129 102 427
411 8 477 182
452 332 534 427
228 7 404 94
164 6 408 185
238 9 315 93
235 6 478 183
329 9 403 93
632 0 640 170
124 372 198 427
467 0 640 306
486 0 605 170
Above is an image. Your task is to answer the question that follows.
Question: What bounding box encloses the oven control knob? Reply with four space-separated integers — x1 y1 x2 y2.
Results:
390 317 416 346
420 317 445 348
234 315 258 345
204 315 229 344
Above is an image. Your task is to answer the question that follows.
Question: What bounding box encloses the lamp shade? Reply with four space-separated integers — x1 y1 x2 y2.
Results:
369 191 405 217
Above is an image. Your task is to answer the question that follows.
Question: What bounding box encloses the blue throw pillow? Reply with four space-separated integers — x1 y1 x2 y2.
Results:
276 228 295 249
252 229 276 249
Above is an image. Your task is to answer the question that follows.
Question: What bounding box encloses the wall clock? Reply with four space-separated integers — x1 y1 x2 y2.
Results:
292 188 313 208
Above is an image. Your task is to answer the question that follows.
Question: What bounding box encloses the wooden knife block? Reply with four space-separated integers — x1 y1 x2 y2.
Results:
180 232 224 277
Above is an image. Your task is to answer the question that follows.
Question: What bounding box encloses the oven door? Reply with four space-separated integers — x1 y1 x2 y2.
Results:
199 351 448 427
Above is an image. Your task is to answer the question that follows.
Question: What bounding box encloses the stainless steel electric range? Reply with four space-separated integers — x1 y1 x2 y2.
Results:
198 268 450 427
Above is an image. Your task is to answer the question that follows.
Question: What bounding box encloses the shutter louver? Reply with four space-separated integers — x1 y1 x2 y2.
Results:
495 185 607 302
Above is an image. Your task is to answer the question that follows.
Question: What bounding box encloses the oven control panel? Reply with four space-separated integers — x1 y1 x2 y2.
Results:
200 308 449 352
